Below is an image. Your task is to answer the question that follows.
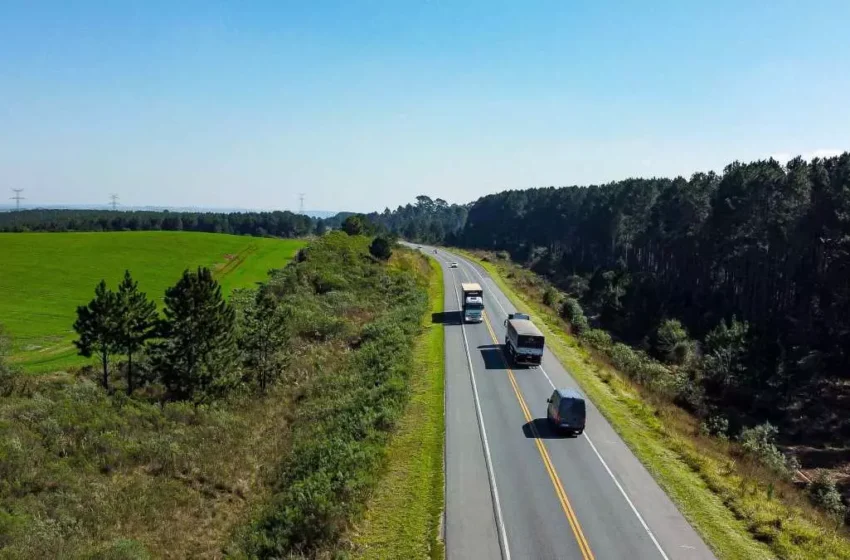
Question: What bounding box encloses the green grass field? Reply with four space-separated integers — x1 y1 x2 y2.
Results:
0 231 304 372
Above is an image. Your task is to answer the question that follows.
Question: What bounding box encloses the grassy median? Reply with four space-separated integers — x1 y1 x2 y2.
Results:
458 250 850 560
352 256 445 559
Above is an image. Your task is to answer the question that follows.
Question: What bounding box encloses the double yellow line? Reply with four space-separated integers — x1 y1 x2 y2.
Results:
482 313 595 560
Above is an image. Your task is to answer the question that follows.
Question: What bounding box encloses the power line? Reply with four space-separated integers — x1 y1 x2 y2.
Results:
10 189 24 211
109 194 119 211
298 193 306 215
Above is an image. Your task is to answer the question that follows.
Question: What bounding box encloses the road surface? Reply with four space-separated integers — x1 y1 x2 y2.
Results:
413 245 715 560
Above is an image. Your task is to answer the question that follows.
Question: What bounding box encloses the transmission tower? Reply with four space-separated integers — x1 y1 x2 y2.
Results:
10 189 24 211
298 193 306 215
109 193 119 211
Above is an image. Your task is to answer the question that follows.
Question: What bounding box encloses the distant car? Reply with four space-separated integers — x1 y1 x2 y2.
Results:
433 249 438 254
547 388 586 436
417 245 422 249
449 262 458 268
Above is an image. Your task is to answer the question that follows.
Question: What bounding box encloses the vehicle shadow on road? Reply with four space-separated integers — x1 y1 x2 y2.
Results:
522 418 576 440
478 344 507 370
432 311 461 325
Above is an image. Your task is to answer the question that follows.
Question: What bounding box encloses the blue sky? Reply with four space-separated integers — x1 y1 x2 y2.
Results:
2 1 849 212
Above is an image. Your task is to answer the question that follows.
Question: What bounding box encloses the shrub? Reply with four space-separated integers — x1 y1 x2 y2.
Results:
635 359 670 387
341 215 366 236
654 319 694 365
369 236 393 260
542 286 560 308
670 367 707 414
582 329 612 350
609 342 642 375
560 297 589 334
738 423 796 477
700 414 730 440
807 472 847 518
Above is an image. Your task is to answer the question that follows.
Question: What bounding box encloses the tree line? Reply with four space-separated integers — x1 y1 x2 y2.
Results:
457 153 850 440
0 208 315 237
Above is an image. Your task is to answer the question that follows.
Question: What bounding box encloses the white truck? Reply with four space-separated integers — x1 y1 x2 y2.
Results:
461 282 484 323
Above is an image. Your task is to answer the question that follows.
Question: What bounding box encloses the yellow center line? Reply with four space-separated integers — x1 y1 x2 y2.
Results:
483 312 595 560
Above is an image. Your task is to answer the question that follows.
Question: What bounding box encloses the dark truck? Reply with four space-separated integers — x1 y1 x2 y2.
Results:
503 314 545 366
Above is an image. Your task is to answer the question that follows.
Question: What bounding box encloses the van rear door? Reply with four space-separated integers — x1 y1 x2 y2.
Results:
559 398 586 428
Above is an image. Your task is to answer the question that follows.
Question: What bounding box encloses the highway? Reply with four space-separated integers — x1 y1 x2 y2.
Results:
413 244 716 560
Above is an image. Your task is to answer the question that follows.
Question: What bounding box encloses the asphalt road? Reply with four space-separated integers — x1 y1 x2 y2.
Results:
411 244 716 560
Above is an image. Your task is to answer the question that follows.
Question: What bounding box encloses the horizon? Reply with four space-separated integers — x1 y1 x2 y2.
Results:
3 1 849 211
5 148 847 215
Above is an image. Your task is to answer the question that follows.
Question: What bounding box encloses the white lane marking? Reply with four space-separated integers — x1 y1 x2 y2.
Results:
451 250 670 560
448 263 512 560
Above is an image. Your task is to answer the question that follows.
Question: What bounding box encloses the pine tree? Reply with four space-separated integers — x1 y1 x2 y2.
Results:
154 267 238 403
116 270 157 395
73 280 120 390
240 291 291 393
369 236 393 260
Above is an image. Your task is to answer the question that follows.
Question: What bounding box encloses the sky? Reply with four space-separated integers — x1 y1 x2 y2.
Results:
2 1 849 213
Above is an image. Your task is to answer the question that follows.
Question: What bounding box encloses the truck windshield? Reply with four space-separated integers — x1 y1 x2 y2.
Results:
518 335 544 348
465 300 484 309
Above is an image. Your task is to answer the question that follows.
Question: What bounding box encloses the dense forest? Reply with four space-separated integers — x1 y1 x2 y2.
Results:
0 208 315 237
455 153 850 442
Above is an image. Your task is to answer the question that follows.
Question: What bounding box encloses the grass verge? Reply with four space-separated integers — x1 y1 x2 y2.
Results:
351 256 445 559
458 250 850 560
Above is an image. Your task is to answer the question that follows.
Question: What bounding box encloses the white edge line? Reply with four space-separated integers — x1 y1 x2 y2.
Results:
453 250 669 560
581 428 670 560
443 254 512 560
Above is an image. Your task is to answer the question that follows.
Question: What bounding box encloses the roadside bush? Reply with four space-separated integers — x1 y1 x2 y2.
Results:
609 342 642 375
542 286 560 308
635 359 671 388
700 414 730 440
236 242 430 556
582 328 612 350
738 423 796 477
653 319 695 365
807 472 846 518
369 236 393 261
560 297 589 334
672 367 708 415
